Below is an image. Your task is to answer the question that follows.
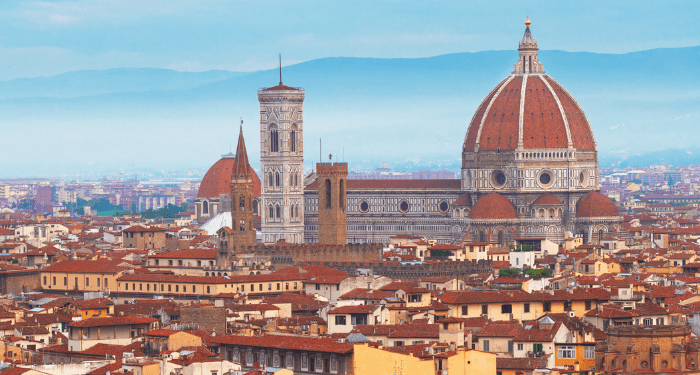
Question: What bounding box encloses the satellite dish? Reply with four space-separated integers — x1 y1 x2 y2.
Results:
570 281 576 288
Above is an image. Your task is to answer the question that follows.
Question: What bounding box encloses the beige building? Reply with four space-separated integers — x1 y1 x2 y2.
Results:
67 316 158 351
122 225 166 250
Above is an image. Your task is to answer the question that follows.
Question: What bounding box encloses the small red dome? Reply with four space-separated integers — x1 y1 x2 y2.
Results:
576 191 619 218
468 192 518 220
198 155 261 198
464 75 595 152
532 193 563 206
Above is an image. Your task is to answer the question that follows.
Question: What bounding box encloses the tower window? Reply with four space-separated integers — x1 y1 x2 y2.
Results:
290 128 296 152
269 206 274 219
325 179 332 208
275 173 280 187
339 179 345 211
270 127 279 152
202 200 209 215
239 196 245 210
276 205 281 219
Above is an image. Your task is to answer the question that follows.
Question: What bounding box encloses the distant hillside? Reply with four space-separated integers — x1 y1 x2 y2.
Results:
0 47 699 176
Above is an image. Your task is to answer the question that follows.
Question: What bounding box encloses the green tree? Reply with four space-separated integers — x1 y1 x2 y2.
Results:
498 268 520 278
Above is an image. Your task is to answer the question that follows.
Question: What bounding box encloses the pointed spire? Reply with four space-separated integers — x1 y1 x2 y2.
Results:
279 53 283 85
233 119 251 181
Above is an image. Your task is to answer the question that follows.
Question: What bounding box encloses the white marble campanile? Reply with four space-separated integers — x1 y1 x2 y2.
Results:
258 73 305 244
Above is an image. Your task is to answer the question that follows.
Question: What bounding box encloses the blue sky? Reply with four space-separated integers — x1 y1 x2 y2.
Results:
1 0 699 80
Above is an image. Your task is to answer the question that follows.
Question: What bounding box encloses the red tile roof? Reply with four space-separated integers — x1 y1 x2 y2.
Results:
577 191 620 218
42 259 131 274
69 316 157 327
215 334 352 354
469 192 518 220
328 304 379 314
532 193 563 206
198 155 261 198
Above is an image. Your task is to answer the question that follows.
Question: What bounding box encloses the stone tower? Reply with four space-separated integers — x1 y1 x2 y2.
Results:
218 123 256 266
317 162 348 245
258 76 305 244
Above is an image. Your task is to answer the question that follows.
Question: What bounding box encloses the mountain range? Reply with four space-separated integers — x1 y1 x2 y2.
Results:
1 46 699 177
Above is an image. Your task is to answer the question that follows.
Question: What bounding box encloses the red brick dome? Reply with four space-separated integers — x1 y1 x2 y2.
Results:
576 191 619 218
198 154 261 198
532 193 563 206
468 192 518 220
463 74 595 153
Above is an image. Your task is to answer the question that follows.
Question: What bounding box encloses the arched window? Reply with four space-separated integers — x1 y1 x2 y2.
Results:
276 205 281 219
268 173 273 187
549 208 555 218
269 206 274 219
240 220 245 231
479 231 486 243
275 173 280 187
270 126 279 152
253 199 259 215
339 179 345 211
598 229 604 242
290 127 296 152
202 200 209 215
529 55 532 73
498 231 504 246
325 179 332 208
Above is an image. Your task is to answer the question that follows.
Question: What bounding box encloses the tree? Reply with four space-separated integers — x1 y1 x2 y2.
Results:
499 268 520 278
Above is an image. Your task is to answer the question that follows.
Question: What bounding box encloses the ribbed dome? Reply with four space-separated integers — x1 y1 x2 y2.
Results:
468 192 518 220
197 155 261 198
576 191 619 218
463 74 595 152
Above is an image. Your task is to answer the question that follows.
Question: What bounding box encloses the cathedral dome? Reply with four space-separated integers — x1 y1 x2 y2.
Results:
198 154 261 198
468 192 518 220
463 20 595 153
576 191 619 218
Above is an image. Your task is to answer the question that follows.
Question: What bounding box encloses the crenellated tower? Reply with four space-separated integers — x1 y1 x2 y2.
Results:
258 72 305 244
317 162 348 245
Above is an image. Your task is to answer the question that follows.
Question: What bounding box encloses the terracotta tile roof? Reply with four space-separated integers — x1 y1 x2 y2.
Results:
532 193 563 206
215 334 353 354
123 225 167 232
42 259 131 274
338 288 395 301
197 156 261 198
118 271 305 285
513 321 562 342
475 321 522 338
114 299 177 316
149 249 216 259
262 293 328 312
387 323 439 338
576 191 620 218
451 193 472 207
328 304 379 314
380 281 420 292
87 361 123 375
68 316 157 328
145 329 180 337
468 192 518 220
497 357 549 370
261 83 301 91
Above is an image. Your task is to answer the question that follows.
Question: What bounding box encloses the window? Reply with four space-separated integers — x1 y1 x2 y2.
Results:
517 343 524 351
97 278 100 287
501 304 512 314
564 301 572 311
207 286 211 294
316 283 320 290
508 341 513 353
53 277 56 285
325 179 332 208
584 346 595 359
461 306 468 316
585 301 592 311
86 278 90 287
483 340 490 352
270 128 279 152
394 341 404 347
43 276 46 285
643 318 653 325
290 129 296 152
524 303 530 313
543 302 551 312
558 345 576 359
482 304 488 315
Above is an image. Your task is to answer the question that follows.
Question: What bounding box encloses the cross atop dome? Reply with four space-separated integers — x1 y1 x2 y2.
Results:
513 16 544 75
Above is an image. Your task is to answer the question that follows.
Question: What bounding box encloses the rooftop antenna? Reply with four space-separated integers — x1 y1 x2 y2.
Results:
320 139 322 166
279 53 282 85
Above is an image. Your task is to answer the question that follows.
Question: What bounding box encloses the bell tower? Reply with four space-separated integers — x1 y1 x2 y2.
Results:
258 63 305 244
317 162 348 245
219 122 256 266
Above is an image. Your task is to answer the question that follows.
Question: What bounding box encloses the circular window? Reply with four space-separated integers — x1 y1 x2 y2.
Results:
399 201 410 213
537 170 555 189
580 169 590 188
641 361 649 369
490 170 507 188
661 360 668 368
438 201 449 213
359 201 370 213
